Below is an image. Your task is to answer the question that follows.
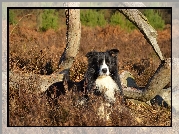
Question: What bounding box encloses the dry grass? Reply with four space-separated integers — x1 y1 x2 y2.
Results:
9 22 171 126
9 76 171 126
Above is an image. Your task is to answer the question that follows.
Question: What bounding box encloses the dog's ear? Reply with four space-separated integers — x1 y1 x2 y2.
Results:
108 49 119 56
86 51 96 58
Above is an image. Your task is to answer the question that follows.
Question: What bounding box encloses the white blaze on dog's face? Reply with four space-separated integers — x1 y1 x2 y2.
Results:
85 49 120 103
99 55 110 76
85 49 122 120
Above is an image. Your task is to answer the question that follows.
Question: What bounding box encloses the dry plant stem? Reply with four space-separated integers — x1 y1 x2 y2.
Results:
118 9 164 61
10 14 32 36
123 58 171 102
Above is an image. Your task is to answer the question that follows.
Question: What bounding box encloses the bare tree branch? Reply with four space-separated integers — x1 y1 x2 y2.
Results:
123 58 171 102
9 58 171 102
56 3 81 76
10 14 32 36
58 9 81 71
118 9 164 61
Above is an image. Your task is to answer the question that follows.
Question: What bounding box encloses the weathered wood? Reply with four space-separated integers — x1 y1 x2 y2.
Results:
118 9 164 61
9 58 171 103
57 8 81 74
123 58 171 102
9 71 64 92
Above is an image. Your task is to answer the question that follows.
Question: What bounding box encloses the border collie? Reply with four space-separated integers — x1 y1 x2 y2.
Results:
85 49 123 103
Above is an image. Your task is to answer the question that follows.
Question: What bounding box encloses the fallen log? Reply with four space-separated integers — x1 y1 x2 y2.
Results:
122 58 171 102
9 58 171 104
118 9 164 61
9 71 64 92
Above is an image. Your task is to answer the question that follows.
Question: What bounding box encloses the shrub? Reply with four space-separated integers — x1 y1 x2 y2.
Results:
110 12 136 32
110 12 124 26
143 9 165 30
9 10 17 25
97 12 107 27
80 9 107 27
40 9 59 31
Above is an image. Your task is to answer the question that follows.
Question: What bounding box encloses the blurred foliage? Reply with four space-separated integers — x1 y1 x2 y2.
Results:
143 9 165 30
8 9 170 31
80 9 107 27
9 9 17 25
40 9 59 31
110 11 136 32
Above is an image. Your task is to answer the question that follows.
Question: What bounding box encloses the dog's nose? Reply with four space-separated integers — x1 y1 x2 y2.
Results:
102 68 107 73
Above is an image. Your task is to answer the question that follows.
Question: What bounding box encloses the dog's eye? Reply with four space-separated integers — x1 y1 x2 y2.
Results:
92 58 97 63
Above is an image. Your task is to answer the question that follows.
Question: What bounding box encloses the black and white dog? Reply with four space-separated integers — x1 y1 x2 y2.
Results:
85 49 123 103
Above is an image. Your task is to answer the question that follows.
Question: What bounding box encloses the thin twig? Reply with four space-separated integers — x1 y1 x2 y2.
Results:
10 14 32 36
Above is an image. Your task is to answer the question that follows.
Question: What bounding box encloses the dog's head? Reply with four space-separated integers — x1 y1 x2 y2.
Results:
86 49 119 77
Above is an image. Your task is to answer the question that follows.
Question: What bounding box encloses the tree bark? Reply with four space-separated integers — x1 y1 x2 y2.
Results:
9 71 64 92
118 9 164 61
9 58 171 102
56 4 81 76
123 58 171 102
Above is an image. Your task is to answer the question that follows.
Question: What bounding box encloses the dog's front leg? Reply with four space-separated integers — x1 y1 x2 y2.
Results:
112 73 125 103
84 68 96 92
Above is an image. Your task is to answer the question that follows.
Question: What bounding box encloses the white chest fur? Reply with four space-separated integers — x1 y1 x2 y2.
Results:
95 76 119 102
